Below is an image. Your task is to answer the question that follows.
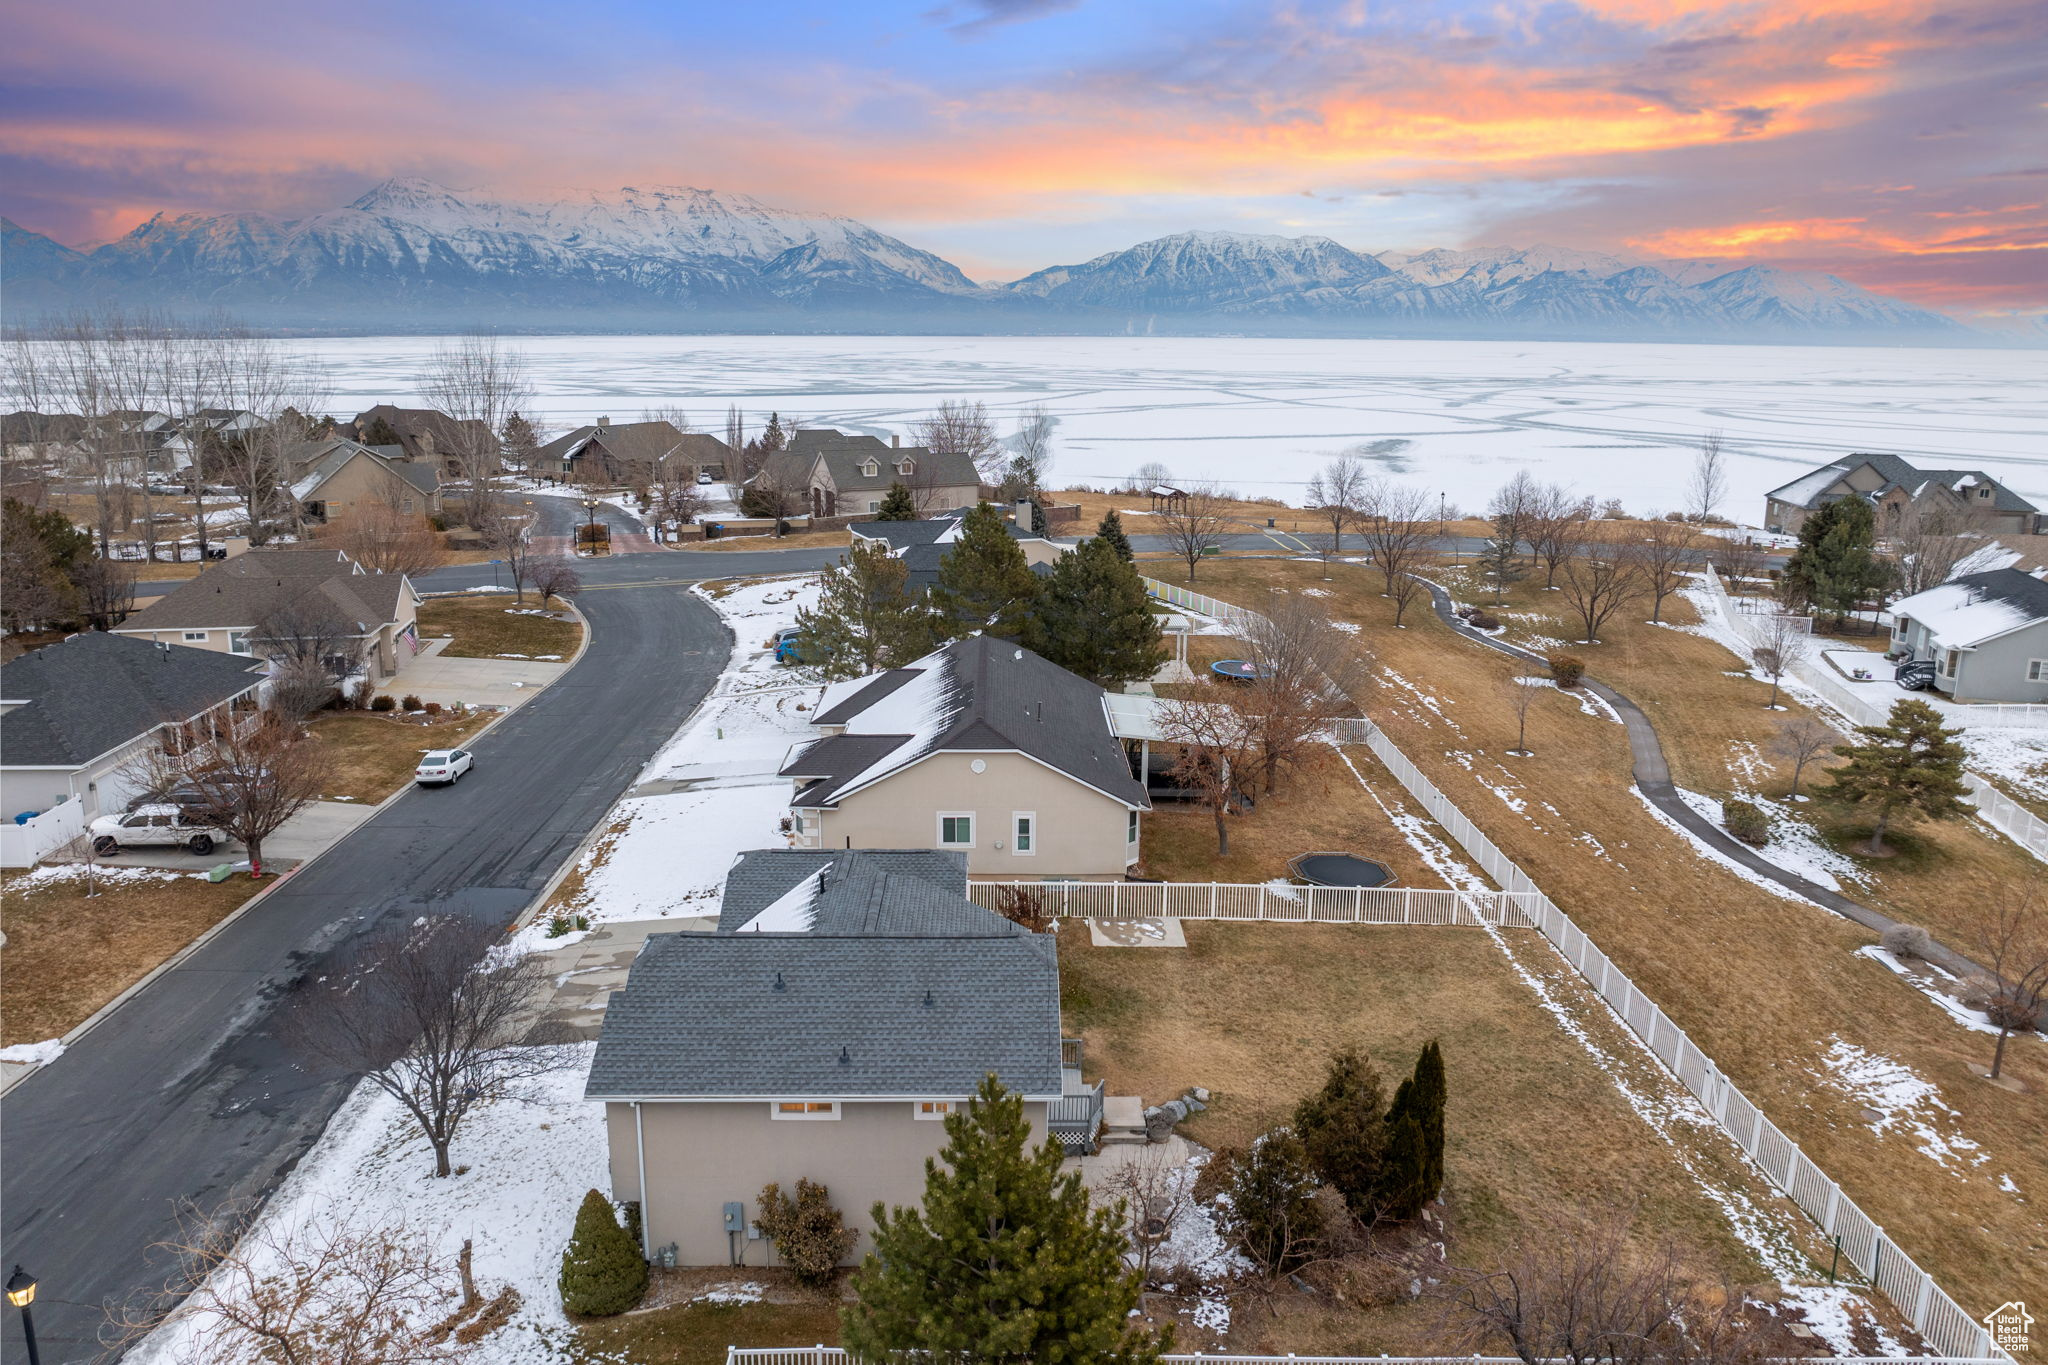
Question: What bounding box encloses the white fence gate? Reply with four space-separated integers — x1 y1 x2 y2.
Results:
0 797 86 868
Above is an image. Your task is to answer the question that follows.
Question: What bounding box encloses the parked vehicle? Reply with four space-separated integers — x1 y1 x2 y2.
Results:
771 625 807 664
414 749 475 785
696 471 715 485
88 804 226 856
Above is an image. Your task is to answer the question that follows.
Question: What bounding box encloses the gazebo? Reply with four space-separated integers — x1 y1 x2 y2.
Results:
1148 484 1189 513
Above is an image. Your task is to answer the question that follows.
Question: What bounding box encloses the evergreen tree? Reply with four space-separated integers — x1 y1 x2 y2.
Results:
502 412 541 471
1475 534 1525 604
1821 698 1972 855
1220 1128 1324 1277
843 1074 1168 1365
1029 499 1049 537
1028 537 1166 689
795 540 938 680
558 1188 647 1316
360 415 401 447
1291 1046 1387 1219
929 501 1042 641
1095 510 1134 563
1411 1040 1447 1207
1782 498 1886 624
762 412 787 453
874 482 919 521
1375 1102 1430 1222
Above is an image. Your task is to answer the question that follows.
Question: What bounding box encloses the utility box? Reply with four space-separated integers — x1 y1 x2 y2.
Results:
722 1201 745 1234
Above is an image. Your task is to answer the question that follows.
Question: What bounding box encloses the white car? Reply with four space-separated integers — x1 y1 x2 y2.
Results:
414 749 475 785
88 804 225 857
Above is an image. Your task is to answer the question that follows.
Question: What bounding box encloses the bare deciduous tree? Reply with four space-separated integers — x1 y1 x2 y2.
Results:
1618 517 1701 623
333 500 448 579
124 711 330 875
1749 613 1809 710
1506 674 1542 756
1888 502 1976 597
1686 431 1729 524
478 509 536 604
1713 536 1770 593
285 915 570 1177
1357 480 1434 626
114 1201 479 1365
914 399 1003 483
1232 591 1372 793
1769 714 1836 800
1001 404 1055 501
1525 485 1592 590
1130 461 1173 492
529 556 582 609
74 555 137 630
418 334 531 525
1304 453 1370 555
1557 556 1643 644
1973 894 2048 1081
1158 694 1263 855
1156 483 1235 583
1094 1145 1195 1285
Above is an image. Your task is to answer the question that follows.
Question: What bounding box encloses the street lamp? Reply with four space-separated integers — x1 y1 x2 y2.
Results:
7 1265 40 1365
580 496 601 554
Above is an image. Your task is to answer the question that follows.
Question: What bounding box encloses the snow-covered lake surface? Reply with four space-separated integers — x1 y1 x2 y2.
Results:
283 335 2048 514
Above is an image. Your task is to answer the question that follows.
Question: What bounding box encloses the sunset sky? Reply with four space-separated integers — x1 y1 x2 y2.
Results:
4 0 2044 316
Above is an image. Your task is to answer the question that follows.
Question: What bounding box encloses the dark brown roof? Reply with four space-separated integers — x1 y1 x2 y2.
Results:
114 550 412 634
347 405 492 462
535 422 733 470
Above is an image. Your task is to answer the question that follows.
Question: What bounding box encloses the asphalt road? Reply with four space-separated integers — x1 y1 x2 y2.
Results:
0 513 817 1361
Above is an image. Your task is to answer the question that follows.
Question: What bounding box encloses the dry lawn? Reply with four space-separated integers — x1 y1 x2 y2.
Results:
570 1297 841 1365
1 868 264 1045
417 594 583 659
1062 922 1860 1353
691 529 848 552
306 710 495 802
1175 556 2048 1317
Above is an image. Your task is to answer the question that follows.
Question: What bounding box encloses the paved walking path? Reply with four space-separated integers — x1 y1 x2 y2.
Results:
1412 577 1988 980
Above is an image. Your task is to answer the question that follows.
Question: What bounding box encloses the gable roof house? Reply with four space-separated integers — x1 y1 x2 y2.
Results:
749 429 980 520
1765 452 2043 537
111 548 423 684
285 438 442 524
586 846 1101 1267
344 405 495 477
779 634 1149 876
0 630 266 827
850 503 1070 592
1888 567 2048 704
531 419 734 485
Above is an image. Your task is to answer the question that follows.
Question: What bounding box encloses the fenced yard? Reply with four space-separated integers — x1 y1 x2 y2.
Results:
970 879 1539 927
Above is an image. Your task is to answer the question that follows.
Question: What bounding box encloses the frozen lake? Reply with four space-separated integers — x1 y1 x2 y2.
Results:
287 335 2048 518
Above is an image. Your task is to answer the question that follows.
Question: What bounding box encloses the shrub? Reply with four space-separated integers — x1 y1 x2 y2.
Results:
558 1189 647 1316
1880 924 1932 959
401 694 424 712
1548 653 1586 689
1220 1128 1324 1277
1292 1046 1385 1217
423 701 443 715
756 1178 858 1287
370 695 397 713
1722 798 1770 847
1467 611 1501 632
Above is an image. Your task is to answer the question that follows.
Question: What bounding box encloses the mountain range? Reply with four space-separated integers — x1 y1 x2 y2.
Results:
0 179 1975 341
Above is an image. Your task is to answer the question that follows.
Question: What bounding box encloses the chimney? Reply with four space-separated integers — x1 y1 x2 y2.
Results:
596 416 609 434
1013 498 1034 527
891 433 899 448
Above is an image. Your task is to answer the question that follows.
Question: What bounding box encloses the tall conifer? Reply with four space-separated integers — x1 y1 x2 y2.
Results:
930 501 1041 640
1028 537 1166 688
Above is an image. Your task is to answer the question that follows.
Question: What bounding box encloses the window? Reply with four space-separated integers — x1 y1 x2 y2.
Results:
2028 660 2047 683
938 813 974 848
771 1101 840 1120
1942 650 1959 678
897 458 915 476
867 500 880 514
229 631 252 656
860 459 879 477
915 1101 953 1120
182 630 208 642
1012 812 1035 855
1128 809 1140 844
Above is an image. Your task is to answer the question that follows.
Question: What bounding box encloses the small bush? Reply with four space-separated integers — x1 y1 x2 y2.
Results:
370 694 397 713
559 1189 647 1316
401 693 424 712
756 1178 857 1288
546 912 591 938
1467 611 1501 632
1220 1128 1324 1277
1722 798 1770 847
1548 653 1586 689
423 700 443 715
1880 924 1932 959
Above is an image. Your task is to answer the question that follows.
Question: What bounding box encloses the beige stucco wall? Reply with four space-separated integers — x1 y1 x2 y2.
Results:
606 1099 1049 1267
812 750 1137 876
305 453 437 523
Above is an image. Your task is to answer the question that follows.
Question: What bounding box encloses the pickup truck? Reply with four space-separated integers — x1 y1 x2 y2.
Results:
89 804 229 856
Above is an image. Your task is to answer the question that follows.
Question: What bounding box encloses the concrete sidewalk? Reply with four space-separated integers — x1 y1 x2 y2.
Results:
377 653 569 710
520 915 717 1041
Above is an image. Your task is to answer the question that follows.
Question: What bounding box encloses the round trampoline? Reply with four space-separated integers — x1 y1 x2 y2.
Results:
1210 659 1264 682
1288 851 1397 888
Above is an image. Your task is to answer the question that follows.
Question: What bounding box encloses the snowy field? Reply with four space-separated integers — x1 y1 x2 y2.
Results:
280 335 2048 516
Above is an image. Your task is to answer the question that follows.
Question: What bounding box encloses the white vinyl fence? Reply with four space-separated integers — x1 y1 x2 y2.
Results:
1137 577 2006 1360
969 879 1540 928
0 797 86 868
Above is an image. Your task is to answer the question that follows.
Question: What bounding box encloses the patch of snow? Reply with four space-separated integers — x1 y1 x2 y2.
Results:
1629 788 1833 911
0 1039 66 1066
1815 1036 1987 1175
1853 947 2003 1036
1672 787 1860 892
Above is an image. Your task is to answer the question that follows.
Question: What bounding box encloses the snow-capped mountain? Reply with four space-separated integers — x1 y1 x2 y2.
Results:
0 184 1975 340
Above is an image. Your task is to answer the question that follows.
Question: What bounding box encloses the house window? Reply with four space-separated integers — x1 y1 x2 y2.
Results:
1012 812 1035 855
915 1101 953 1119
861 459 879 477
2027 660 2047 683
229 631 252 656
1942 650 1959 678
867 500 881 514
938 813 974 848
897 458 915 476
1127 809 1139 844
771 1101 840 1120
182 631 208 642
935 495 952 509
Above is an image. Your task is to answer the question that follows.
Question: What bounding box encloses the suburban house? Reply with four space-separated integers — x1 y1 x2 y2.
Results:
1887 567 2048 704
779 635 1149 875
112 548 423 684
586 846 1101 1267
1765 452 2044 537
531 419 733 485
0 630 266 825
849 502 1070 592
344 405 494 476
750 429 981 519
285 437 443 523
1 411 89 465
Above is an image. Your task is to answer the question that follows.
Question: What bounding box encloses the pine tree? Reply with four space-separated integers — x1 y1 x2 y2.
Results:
1410 1041 1446 1210
762 412 787 453
559 1188 647 1316
1782 498 1886 624
1028 537 1167 689
1291 1046 1387 1219
360 415 401 447
1376 1104 1429 1222
1220 1128 1325 1277
843 1074 1168 1365
1475 534 1525 604
874 482 919 521
1821 698 1972 855
1029 499 1049 537
1096 510 1134 563
502 412 540 471
929 501 1042 641
794 540 938 680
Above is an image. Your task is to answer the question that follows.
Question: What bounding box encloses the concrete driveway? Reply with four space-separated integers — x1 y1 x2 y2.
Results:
377 653 570 710
83 799 379 873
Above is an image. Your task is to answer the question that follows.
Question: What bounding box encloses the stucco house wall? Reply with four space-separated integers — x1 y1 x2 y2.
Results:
808 749 1138 876
117 590 418 683
605 1098 1048 1266
302 452 439 524
1895 617 2048 703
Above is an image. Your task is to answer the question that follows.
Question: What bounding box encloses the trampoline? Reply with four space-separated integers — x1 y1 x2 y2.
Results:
1210 659 1264 682
1288 851 1397 889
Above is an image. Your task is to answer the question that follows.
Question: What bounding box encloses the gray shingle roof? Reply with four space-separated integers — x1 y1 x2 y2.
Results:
755 429 980 496
116 551 409 634
716 848 1021 936
1767 452 2038 515
584 932 1061 1099
0 631 264 767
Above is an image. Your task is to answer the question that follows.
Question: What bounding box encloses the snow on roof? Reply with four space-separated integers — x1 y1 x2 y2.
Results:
1891 569 2048 649
1765 462 1849 507
735 868 825 933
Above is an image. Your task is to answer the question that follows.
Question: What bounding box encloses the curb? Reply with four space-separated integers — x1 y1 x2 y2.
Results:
0 603 597 1098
